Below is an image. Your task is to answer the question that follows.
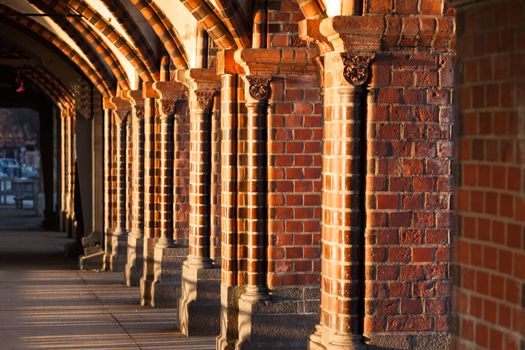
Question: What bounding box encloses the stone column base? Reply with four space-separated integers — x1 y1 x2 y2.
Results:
179 262 221 336
140 237 157 306
106 231 128 272
102 229 113 271
124 232 143 287
150 245 187 308
307 325 364 350
365 333 451 350
235 294 318 350
217 284 242 350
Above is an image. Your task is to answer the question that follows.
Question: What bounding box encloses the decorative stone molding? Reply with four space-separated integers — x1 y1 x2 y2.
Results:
246 75 271 100
135 105 145 119
159 99 176 116
342 54 374 87
195 89 216 110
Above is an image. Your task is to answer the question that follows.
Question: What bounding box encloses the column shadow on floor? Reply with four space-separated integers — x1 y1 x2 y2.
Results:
0 227 216 350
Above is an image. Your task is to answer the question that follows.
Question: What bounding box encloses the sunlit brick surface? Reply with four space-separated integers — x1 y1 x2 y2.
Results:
455 1 525 349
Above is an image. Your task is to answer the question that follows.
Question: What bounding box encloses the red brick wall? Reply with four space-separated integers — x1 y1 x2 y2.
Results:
267 0 304 47
267 71 322 288
365 51 454 337
358 0 456 341
455 1 525 349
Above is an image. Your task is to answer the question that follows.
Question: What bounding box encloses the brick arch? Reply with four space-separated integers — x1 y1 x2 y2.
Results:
28 0 131 90
20 66 75 107
296 0 326 19
63 0 157 82
100 0 159 78
0 6 112 96
209 0 251 48
129 0 189 69
179 0 238 49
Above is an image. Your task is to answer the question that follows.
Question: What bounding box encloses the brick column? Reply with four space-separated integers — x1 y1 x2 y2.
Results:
102 105 114 271
107 97 130 272
179 69 221 336
59 108 67 232
301 8 455 349
216 71 239 350
79 99 106 270
125 90 145 287
309 52 372 350
64 109 74 236
139 90 158 306
298 15 384 350
219 48 322 349
149 80 188 308
156 97 175 249
68 109 77 237
241 74 272 302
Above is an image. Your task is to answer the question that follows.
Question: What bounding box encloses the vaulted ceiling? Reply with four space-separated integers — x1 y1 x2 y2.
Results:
0 0 342 106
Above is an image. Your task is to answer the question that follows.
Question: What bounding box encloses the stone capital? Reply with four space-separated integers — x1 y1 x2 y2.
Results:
341 54 374 87
125 90 145 120
111 96 131 124
157 99 177 116
242 75 272 101
195 89 217 110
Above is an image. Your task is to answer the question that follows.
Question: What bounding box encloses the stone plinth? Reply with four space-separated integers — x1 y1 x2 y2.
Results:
150 246 187 308
179 262 221 336
106 230 127 272
235 292 318 350
216 284 242 350
140 237 157 306
124 231 143 287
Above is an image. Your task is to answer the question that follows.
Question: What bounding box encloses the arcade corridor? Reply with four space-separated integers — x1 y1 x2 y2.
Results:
0 0 523 349
0 220 214 350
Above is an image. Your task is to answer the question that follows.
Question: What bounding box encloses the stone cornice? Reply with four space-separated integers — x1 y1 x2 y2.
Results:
126 90 144 107
233 47 318 76
152 80 186 101
300 13 455 55
319 16 384 53
184 68 220 91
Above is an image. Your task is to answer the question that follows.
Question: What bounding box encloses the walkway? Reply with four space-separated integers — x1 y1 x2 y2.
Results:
0 215 215 350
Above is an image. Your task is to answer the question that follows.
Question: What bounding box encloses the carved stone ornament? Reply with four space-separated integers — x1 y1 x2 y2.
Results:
195 90 216 110
135 105 144 119
342 54 374 86
160 99 176 116
246 75 271 100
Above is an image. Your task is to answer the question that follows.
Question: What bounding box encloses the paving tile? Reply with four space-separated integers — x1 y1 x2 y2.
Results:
0 227 215 350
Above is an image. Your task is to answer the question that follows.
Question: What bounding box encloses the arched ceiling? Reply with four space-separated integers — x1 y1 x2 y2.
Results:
0 0 263 102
